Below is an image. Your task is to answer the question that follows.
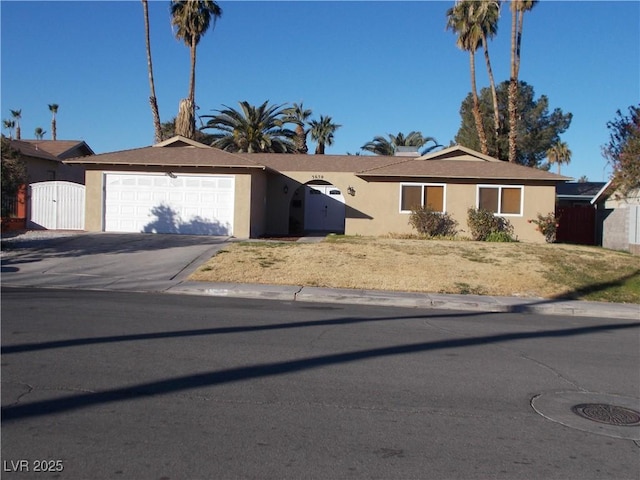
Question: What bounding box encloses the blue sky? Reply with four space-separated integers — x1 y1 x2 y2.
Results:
1 1 638 183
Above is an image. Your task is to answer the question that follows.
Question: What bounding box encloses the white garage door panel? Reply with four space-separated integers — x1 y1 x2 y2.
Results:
104 173 234 235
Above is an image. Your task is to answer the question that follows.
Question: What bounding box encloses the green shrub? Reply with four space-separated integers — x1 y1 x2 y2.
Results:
409 206 458 237
467 207 515 241
485 231 517 242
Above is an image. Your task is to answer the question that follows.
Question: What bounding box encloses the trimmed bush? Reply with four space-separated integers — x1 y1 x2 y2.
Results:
409 206 458 237
467 207 515 241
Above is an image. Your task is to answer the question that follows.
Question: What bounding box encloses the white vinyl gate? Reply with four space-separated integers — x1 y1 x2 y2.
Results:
28 181 85 230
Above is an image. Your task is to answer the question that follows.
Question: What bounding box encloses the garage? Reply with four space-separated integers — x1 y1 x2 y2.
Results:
104 173 235 235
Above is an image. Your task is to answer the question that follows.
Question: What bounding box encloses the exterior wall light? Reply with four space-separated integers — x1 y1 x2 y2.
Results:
347 186 356 196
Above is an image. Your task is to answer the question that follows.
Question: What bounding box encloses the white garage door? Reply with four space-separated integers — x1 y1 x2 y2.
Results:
104 173 234 235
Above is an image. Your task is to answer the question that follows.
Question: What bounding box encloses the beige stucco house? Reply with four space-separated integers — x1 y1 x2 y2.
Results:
65 137 569 243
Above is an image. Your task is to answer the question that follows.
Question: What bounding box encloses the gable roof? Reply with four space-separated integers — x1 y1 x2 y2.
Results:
152 135 210 148
10 139 62 162
15 139 94 159
244 153 399 173
358 145 570 181
64 140 265 169
556 182 606 199
417 144 501 162
64 139 569 182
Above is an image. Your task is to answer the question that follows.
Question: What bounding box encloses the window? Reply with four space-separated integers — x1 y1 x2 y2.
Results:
400 183 445 213
477 185 523 215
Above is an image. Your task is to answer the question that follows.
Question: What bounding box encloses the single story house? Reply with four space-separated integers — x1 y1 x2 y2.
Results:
10 138 94 184
65 137 569 242
592 181 640 254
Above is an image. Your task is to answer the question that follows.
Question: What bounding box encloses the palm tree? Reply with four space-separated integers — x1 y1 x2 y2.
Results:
142 0 162 143
34 127 46 140
10 109 22 140
309 115 341 155
170 0 222 139
508 0 538 163
282 102 312 153
201 100 296 153
546 141 571 174
3 119 15 139
361 132 441 156
48 104 59 140
446 1 488 155
474 1 501 151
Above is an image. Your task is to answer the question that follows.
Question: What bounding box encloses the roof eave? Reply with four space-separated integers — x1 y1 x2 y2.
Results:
591 180 614 205
357 173 567 182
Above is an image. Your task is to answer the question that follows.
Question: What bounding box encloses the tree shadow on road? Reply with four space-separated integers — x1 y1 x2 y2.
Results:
2 314 638 422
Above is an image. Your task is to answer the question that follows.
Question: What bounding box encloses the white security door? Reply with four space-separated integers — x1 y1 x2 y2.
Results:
28 181 85 230
104 173 234 235
304 184 345 232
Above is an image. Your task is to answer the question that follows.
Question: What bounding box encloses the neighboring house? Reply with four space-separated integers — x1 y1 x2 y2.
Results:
592 181 640 254
556 182 606 207
10 138 94 185
65 137 569 242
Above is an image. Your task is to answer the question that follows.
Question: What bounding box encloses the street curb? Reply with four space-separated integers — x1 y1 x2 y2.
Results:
167 282 640 320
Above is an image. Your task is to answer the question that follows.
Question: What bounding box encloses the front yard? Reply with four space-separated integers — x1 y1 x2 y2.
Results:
190 236 640 303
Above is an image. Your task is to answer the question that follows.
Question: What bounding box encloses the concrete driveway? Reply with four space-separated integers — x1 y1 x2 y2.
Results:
1 232 230 292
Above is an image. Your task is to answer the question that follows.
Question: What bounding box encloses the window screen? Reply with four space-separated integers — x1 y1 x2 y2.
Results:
479 187 499 213
501 188 521 214
401 185 422 211
424 186 444 212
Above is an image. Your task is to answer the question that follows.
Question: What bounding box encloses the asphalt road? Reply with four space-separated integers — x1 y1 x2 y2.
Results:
1 287 639 480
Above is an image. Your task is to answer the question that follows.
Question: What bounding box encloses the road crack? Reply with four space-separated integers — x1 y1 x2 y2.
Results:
1 381 33 407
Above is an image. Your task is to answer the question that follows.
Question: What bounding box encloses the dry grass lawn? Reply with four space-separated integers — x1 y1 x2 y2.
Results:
190 236 640 303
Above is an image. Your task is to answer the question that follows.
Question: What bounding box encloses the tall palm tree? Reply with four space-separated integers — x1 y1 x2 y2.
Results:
10 109 22 140
34 127 46 140
361 131 441 156
446 1 488 155
473 1 501 151
170 0 222 139
309 115 341 155
546 141 571 174
282 102 312 153
201 100 296 153
508 0 537 162
142 0 162 143
3 119 15 139
48 104 59 140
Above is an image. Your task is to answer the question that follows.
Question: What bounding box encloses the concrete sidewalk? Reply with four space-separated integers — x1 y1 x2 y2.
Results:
166 281 640 320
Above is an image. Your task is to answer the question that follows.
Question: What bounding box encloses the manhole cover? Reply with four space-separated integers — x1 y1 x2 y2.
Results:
571 403 640 426
531 391 640 440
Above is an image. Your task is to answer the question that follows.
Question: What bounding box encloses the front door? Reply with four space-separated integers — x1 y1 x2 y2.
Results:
304 184 345 232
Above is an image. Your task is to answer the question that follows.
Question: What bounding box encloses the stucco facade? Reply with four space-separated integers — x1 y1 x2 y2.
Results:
596 186 640 253
263 172 556 242
83 166 264 239
67 139 567 243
